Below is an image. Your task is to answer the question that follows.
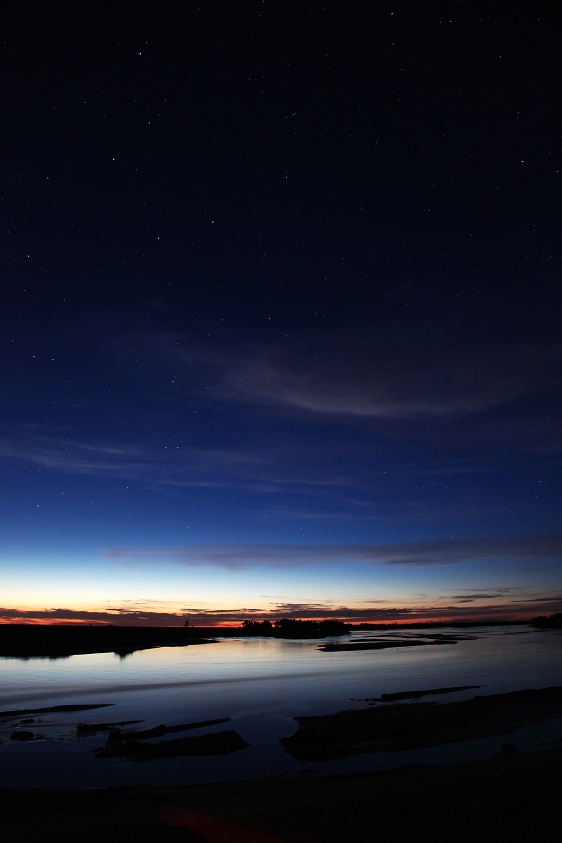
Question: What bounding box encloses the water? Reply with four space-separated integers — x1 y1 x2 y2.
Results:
1 627 561 787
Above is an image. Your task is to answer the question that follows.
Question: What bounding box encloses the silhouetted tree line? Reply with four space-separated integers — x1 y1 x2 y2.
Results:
240 618 349 638
531 613 562 629
241 619 274 634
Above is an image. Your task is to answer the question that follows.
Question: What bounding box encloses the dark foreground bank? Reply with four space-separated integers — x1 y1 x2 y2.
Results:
2 745 562 843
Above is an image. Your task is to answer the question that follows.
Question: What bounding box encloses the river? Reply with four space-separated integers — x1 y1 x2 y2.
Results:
1 626 561 787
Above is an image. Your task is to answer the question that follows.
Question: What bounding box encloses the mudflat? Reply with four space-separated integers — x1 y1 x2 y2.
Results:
281 686 562 760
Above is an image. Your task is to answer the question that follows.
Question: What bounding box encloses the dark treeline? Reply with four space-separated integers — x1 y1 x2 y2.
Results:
240 618 350 638
531 613 562 629
4 614 555 658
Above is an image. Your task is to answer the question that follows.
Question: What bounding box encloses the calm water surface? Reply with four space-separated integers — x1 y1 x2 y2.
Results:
1 627 561 787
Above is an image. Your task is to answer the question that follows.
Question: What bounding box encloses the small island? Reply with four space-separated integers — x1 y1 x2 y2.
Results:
531 612 562 629
239 618 350 638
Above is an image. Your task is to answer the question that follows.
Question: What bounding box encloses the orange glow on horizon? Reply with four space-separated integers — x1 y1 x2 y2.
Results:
0 618 111 626
0 611 536 628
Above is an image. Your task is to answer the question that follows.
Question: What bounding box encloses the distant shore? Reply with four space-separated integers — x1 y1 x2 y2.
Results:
0 624 215 658
0 623 496 658
2 617 556 658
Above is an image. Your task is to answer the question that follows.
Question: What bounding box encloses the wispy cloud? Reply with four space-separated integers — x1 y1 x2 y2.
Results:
3 593 562 626
126 329 561 420
448 587 525 604
105 535 562 569
0 428 267 488
0 425 365 499
264 600 562 622
0 607 189 625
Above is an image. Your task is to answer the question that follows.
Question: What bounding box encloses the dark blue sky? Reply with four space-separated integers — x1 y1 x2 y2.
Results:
1 1 561 625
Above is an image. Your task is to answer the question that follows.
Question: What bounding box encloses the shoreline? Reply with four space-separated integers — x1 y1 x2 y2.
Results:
0 625 216 658
3 684 562 839
0 622 515 658
3 627 561 837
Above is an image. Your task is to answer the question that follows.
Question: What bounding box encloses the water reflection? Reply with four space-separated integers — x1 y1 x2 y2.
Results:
1 627 561 788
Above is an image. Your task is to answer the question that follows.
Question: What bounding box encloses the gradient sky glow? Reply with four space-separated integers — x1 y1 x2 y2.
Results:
1 2 561 625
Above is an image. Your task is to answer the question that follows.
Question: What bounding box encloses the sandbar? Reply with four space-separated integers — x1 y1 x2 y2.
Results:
281 686 562 760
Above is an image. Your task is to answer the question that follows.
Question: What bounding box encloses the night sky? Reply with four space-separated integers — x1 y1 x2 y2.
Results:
2 2 561 626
